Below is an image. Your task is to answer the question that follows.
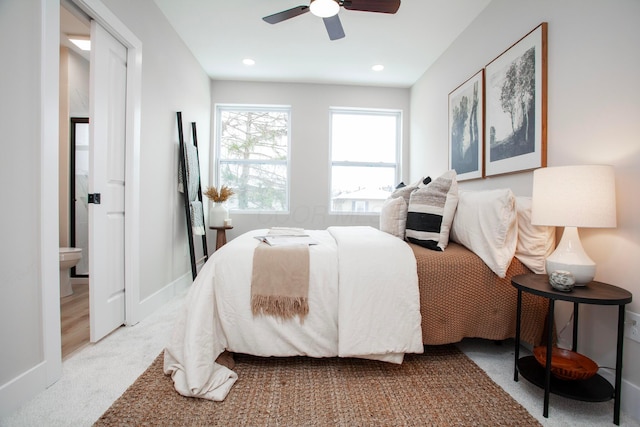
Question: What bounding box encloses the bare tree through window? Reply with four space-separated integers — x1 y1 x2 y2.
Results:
217 107 290 211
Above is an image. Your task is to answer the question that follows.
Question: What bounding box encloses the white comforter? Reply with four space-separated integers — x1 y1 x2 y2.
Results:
163 226 423 401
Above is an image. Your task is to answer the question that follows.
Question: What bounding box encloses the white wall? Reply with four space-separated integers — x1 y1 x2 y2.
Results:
410 0 640 420
100 0 212 301
0 0 49 402
0 0 211 416
68 49 90 117
209 81 410 244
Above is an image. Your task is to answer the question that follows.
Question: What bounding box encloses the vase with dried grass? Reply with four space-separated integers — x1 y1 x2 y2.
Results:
204 185 234 227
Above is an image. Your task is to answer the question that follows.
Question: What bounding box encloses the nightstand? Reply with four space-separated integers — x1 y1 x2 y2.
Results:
511 273 632 425
209 225 233 250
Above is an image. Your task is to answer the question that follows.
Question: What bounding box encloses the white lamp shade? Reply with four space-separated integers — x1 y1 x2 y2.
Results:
531 165 616 228
531 165 617 283
310 0 340 17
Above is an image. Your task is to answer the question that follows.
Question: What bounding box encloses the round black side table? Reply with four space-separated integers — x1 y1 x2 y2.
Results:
511 274 632 425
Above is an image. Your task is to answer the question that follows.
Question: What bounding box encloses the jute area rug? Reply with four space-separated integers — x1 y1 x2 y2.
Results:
95 345 540 426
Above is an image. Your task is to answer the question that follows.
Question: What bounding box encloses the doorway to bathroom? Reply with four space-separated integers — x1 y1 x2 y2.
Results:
60 4 92 358
36 0 143 390
61 117 91 359
58 0 137 358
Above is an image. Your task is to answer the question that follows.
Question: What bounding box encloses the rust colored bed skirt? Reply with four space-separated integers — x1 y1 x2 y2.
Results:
411 242 548 346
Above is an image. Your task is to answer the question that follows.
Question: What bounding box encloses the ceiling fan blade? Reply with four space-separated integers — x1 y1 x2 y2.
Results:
343 0 401 14
323 15 345 40
262 5 310 24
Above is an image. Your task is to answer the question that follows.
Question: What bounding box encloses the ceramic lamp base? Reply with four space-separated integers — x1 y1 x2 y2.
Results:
545 226 596 284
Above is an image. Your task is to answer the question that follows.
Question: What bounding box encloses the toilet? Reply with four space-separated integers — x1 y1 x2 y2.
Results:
59 247 82 297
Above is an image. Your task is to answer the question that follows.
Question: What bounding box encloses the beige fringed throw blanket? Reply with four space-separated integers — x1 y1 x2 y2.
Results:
251 228 310 322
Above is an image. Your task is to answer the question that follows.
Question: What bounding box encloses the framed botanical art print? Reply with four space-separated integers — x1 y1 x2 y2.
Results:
485 23 547 176
448 70 484 181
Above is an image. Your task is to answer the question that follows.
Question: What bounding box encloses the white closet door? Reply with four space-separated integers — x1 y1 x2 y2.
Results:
88 19 127 342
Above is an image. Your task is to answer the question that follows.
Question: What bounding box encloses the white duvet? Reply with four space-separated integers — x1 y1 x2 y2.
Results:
163 226 423 401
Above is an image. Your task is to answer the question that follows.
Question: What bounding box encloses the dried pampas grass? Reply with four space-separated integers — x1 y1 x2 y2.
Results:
204 185 235 202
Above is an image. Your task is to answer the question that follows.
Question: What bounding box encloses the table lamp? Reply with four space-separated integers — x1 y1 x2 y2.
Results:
531 165 616 284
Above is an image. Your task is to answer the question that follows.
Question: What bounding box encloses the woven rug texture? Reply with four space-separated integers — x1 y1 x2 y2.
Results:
95 345 540 426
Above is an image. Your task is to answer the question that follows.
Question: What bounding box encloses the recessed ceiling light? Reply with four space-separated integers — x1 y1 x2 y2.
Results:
372 64 384 72
67 35 91 51
243 58 256 66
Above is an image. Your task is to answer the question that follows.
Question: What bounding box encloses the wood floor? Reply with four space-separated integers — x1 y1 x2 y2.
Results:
60 281 90 359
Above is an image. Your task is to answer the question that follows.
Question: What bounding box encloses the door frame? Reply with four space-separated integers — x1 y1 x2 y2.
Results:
42 0 142 386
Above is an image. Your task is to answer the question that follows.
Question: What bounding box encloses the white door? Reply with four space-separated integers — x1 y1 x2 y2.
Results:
88 20 127 342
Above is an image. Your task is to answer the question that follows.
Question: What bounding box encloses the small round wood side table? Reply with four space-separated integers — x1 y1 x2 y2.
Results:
209 226 233 250
511 273 632 425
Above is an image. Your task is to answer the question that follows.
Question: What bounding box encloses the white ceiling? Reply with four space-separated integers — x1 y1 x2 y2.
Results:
153 0 491 88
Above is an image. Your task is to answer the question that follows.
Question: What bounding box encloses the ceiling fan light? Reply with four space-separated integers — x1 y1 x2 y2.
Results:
310 0 339 18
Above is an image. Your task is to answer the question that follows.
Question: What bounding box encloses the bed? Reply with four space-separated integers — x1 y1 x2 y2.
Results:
164 226 424 401
164 174 555 401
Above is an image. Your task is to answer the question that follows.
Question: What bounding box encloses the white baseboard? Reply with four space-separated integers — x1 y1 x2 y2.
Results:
134 271 192 322
621 377 640 423
599 370 640 423
0 361 47 417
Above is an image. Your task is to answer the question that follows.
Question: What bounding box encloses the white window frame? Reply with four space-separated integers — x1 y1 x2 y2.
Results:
215 104 291 213
329 108 402 215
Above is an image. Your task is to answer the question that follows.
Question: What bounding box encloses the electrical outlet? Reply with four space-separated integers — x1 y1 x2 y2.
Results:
625 311 640 343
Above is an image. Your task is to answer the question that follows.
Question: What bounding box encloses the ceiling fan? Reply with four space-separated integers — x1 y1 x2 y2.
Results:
262 0 401 41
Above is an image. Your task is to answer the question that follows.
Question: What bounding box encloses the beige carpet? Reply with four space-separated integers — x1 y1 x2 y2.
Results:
95 345 540 426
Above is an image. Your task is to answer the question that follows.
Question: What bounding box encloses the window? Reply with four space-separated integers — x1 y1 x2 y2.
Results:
215 105 290 212
330 108 401 213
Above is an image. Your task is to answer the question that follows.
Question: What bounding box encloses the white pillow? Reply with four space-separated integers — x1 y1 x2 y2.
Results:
379 196 407 239
515 197 556 274
450 189 517 277
405 170 458 251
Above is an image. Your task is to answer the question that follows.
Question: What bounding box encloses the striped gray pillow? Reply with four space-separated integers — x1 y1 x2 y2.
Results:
405 170 458 251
